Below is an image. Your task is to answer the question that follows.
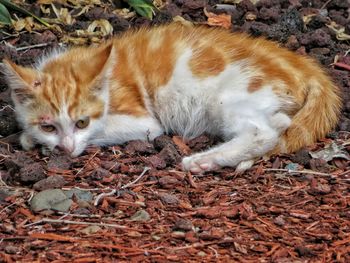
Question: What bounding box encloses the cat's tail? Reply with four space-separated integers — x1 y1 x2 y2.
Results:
277 69 342 154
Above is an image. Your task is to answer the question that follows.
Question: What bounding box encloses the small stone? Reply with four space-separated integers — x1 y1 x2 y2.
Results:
0 116 18 137
124 140 155 155
5 245 19 254
285 163 299 171
152 235 161 241
259 7 280 21
274 215 286 226
284 35 300 50
130 209 151 221
158 144 181 165
145 155 167 169
308 182 331 195
174 218 193 231
197 251 207 257
158 176 181 189
299 28 332 47
0 189 14 202
47 154 72 170
79 225 102 235
291 149 311 166
90 167 110 180
1 223 16 234
171 231 186 239
160 193 179 205
126 231 142 238
30 189 72 212
153 135 174 150
4 152 33 175
19 163 46 183
73 207 91 214
33 175 66 191
295 246 314 257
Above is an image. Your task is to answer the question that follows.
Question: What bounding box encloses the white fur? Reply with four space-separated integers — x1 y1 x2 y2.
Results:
152 48 291 173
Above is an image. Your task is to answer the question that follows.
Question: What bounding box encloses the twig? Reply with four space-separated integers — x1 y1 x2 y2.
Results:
56 212 101 218
0 105 15 112
75 150 100 176
94 167 150 206
121 166 150 189
62 186 112 191
0 202 17 214
264 168 333 177
15 43 51 52
94 189 117 206
320 0 332 9
0 172 8 186
24 218 128 229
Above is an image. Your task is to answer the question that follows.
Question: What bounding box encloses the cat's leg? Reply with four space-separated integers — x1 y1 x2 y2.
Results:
20 132 35 150
182 111 291 173
90 114 164 145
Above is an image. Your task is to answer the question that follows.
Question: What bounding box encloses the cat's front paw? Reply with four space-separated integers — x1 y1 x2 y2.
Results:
20 132 34 151
182 154 220 174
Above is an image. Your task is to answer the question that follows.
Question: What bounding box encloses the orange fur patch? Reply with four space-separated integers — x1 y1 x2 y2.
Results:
247 77 264 93
189 45 227 78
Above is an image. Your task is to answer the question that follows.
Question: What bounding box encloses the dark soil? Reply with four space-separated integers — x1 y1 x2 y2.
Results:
0 0 350 262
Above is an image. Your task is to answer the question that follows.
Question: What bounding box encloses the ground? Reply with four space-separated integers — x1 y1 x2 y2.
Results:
0 0 350 262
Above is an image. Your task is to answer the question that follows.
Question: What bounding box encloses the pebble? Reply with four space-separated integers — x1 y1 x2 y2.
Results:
124 140 155 155
19 163 46 183
160 193 180 205
33 175 66 191
130 209 151 221
174 218 194 231
30 189 72 212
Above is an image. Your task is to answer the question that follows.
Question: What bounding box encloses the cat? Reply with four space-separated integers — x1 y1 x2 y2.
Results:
2 23 341 173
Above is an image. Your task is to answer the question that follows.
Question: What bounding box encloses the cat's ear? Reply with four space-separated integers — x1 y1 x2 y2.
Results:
1 59 40 103
75 42 114 86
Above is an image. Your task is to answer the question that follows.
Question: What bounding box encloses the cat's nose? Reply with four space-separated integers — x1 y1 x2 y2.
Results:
60 136 75 153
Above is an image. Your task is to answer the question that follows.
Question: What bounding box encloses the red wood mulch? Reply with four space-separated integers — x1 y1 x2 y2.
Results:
1 133 349 262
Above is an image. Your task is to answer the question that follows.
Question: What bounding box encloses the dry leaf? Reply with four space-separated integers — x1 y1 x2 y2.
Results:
245 11 257 21
310 142 350 162
223 0 259 4
12 17 36 32
172 15 194 27
52 5 74 25
326 22 350 41
204 8 231 29
87 19 113 36
60 35 89 45
113 8 136 19
303 14 316 25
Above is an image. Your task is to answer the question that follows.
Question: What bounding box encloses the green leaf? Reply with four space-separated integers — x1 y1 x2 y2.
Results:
0 3 11 25
0 0 50 27
127 0 155 20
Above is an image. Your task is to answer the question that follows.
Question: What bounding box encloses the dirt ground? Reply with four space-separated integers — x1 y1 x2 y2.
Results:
0 0 350 262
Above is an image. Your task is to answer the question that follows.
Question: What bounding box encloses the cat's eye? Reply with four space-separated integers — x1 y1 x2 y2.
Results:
40 124 56 133
76 118 90 129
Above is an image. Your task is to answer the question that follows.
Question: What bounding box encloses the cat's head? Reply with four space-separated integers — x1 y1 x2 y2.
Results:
2 43 114 156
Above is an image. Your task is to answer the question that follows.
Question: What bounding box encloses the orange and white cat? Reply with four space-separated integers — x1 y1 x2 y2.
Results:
2 24 341 173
